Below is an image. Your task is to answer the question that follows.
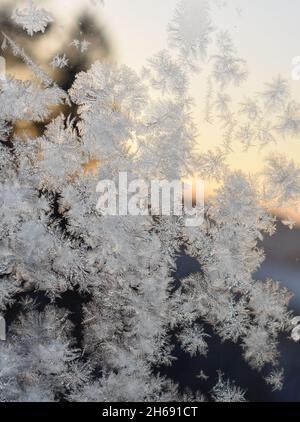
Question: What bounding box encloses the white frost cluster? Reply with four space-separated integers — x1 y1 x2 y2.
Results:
12 0 53 37
211 372 247 402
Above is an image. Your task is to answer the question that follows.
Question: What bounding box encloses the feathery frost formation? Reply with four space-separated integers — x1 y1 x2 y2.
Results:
0 0 299 402
12 0 53 36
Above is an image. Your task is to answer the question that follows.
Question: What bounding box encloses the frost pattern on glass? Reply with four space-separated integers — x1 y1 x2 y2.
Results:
0 0 299 402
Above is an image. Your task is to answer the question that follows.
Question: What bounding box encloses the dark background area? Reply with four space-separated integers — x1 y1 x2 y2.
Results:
162 222 300 402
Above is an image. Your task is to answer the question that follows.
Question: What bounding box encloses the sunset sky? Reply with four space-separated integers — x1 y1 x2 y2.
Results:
49 0 300 171
8 0 300 173
100 0 300 221
100 0 300 167
4 0 300 218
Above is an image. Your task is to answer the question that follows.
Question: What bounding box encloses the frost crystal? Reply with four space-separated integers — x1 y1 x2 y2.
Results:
168 0 214 65
211 372 247 402
51 54 69 69
261 76 290 112
177 325 210 356
264 154 300 207
12 0 53 37
291 317 300 342
212 32 247 88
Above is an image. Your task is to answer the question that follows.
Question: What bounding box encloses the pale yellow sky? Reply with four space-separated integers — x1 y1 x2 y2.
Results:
95 0 300 175
10 0 300 174
5 0 300 218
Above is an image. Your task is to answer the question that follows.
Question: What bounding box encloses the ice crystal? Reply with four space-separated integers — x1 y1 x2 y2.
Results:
168 0 214 66
211 372 247 402
264 153 300 207
177 325 210 356
12 0 53 37
70 39 91 53
51 54 69 69
264 369 284 392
